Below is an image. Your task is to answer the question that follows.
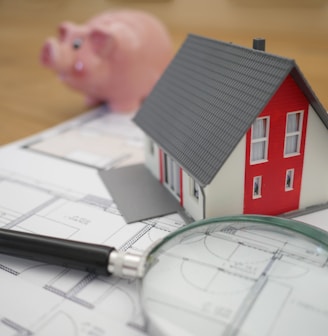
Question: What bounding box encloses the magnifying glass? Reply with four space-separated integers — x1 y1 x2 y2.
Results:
1 214 328 336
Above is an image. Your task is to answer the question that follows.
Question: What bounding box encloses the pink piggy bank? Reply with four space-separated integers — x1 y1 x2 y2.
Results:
40 10 173 112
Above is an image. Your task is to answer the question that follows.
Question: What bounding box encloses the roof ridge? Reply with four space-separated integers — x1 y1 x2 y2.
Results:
187 33 296 64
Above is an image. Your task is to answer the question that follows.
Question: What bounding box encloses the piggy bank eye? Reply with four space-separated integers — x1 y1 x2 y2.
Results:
72 38 83 49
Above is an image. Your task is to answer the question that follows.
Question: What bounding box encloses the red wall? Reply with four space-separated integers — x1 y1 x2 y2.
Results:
244 74 309 215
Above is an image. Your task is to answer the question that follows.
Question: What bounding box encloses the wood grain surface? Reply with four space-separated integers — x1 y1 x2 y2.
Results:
0 0 327 144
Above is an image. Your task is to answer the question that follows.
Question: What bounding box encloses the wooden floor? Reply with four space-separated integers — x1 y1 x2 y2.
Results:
0 0 327 144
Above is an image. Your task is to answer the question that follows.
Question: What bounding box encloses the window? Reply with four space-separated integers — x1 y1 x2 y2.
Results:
190 178 200 200
285 169 294 191
284 111 303 156
253 176 262 199
251 117 269 163
148 139 155 155
163 152 181 198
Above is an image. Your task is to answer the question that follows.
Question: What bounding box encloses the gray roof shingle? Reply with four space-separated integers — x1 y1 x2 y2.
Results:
133 34 328 187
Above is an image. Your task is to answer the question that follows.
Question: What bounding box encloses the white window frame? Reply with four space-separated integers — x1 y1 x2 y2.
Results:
253 176 262 199
285 169 295 191
148 138 155 156
284 111 303 157
190 178 200 201
163 152 181 199
250 117 270 164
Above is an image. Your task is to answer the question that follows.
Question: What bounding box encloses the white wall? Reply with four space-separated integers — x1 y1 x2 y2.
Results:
204 137 246 218
300 106 328 208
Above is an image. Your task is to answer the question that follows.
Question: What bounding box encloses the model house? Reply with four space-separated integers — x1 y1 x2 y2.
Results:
133 34 328 220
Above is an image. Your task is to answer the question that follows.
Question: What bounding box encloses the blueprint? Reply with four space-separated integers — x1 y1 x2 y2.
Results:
0 106 185 335
142 218 328 336
0 105 327 335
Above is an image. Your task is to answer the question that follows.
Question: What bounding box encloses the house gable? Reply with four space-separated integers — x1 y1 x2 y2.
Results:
244 74 309 215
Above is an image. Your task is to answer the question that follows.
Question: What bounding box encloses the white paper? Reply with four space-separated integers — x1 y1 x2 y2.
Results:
0 106 185 335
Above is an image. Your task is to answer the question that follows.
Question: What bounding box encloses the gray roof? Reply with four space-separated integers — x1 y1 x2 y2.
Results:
134 34 328 187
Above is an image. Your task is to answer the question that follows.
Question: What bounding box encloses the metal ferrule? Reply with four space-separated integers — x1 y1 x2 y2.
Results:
108 250 144 278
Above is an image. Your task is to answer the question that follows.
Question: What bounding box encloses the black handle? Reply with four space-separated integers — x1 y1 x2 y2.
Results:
0 228 116 275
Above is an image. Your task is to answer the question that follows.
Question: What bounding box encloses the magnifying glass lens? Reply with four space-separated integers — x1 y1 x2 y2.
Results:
140 216 328 336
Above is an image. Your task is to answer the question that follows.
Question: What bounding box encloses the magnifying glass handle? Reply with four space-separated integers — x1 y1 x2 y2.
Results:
0 228 142 277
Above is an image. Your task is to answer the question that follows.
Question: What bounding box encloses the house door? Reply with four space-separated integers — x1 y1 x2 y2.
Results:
162 152 182 202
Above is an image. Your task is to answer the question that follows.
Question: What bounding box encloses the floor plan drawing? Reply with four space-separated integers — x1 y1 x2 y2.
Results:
0 269 144 336
0 169 184 333
0 105 327 335
142 219 328 335
25 106 145 169
0 106 186 335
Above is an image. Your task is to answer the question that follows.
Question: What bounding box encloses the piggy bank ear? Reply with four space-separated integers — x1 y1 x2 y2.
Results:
89 29 116 57
58 22 77 41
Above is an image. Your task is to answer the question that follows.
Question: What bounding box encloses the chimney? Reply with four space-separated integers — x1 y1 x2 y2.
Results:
253 38 266 51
